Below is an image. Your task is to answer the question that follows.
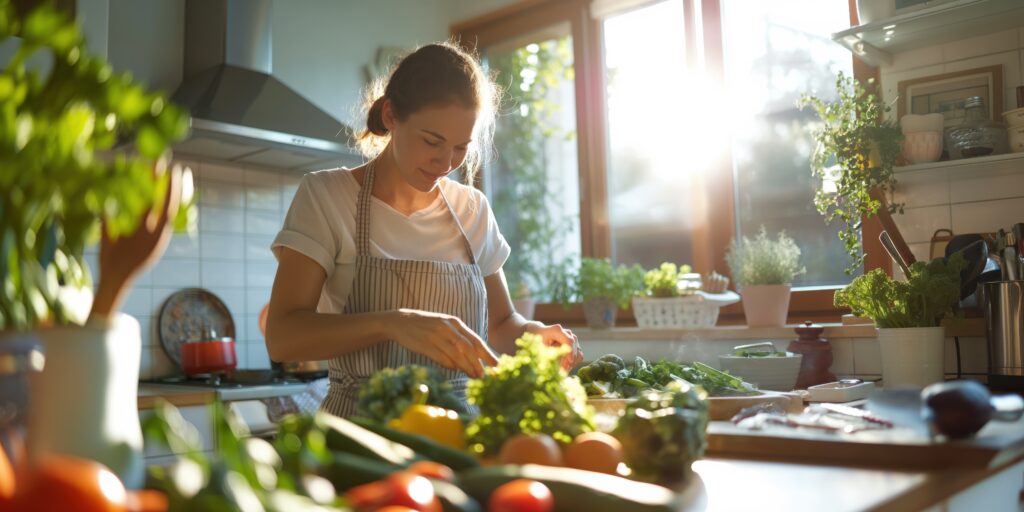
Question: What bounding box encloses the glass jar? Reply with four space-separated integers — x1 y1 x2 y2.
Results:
947 96 1007 159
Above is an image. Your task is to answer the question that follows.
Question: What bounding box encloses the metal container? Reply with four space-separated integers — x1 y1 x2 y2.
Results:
982 281 1024 389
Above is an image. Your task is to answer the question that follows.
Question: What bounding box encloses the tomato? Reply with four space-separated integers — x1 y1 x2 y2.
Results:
125 489 169 512
406 461 455 482
0 445 15 502
375 507 417 512
8 456 128 512
345 472 440 512
488 479 554 512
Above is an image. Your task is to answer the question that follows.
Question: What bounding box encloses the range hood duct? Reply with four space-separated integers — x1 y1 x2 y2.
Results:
171 0 362 171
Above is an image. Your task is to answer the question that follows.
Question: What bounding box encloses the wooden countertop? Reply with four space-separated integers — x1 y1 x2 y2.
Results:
138 384 214 409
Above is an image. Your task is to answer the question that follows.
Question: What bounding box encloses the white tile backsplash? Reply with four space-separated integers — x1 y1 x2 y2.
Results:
892 168 949 207
949 163 1024 203
951 197 1024 234
130 160 296 379
892 205 952 244
941 29 1019 63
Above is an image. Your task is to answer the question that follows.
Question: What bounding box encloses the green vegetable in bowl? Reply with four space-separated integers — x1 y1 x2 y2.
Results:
577 355 759 397
613 380 709 487
732 341 787 358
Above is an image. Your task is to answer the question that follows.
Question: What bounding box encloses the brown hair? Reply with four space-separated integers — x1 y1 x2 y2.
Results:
357 41 498 183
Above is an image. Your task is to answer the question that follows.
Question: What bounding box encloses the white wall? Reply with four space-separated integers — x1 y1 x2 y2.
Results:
881 28 1024 260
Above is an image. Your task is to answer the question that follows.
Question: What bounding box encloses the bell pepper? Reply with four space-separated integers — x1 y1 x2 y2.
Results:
388 405 465 450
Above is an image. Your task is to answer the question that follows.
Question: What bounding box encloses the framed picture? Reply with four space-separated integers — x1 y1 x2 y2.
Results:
897 65 1003 129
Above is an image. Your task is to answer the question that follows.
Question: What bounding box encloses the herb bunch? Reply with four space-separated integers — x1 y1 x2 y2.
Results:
643 262 693 297
725 227 805 287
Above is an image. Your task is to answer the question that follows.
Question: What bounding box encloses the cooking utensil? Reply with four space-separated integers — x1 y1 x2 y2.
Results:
816 402 894 428
180 337 237 376
157 288 236 369
880 230 911 276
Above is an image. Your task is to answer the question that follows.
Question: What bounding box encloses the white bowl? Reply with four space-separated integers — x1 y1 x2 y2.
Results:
719 352 802 391
1003 107 1024 128
1009 126 1024 153
902 131 943 164
900 113 944 134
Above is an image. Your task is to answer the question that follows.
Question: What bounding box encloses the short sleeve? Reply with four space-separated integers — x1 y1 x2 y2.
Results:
272 174 338 275
475 192 511 276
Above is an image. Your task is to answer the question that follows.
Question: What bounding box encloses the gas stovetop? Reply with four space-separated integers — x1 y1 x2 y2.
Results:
141 370 318 401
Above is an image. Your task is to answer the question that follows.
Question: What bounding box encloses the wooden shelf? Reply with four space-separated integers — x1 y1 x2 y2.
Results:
894 150 1024 173
832 0 1024 67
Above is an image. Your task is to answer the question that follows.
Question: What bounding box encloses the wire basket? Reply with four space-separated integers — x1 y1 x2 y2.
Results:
632 291 740 329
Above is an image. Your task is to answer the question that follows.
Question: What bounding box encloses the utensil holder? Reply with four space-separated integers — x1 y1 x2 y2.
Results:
982 281 1024 389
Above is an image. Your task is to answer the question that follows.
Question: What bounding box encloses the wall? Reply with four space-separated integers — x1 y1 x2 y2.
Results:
880 28 1024 259
84 160 301 378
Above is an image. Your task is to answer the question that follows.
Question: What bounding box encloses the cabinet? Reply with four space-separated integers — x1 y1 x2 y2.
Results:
832 0 1024 66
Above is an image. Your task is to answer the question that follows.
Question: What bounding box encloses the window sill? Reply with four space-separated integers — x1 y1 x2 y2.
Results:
571 318 985 341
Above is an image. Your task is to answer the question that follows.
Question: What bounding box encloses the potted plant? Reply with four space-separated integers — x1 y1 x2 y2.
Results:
553 257 643 329
0 2 192 488
799 72 904 274
725 227 806 327
834 255 964 388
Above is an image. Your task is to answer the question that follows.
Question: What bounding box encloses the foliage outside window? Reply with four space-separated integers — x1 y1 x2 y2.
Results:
486 37 578 301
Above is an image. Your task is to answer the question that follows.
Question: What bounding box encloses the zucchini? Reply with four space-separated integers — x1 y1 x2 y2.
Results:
321 451 401 492
350 416 479 471
459 464 684 512
319 413 422 466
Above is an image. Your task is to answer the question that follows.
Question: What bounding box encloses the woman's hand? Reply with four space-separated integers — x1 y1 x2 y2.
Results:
390 308 499 378
526 323 583 371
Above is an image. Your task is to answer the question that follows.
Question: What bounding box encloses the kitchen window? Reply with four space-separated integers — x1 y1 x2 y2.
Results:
454 0 873 322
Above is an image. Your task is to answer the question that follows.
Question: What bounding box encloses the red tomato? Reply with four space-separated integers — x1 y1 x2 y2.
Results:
346 472 440 512
406 461 455 482
346 480 394 509
8 456 128 512
374 507 417 512
488 479 554 512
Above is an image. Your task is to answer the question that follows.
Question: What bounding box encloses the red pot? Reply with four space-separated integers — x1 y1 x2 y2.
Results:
180 338 237 376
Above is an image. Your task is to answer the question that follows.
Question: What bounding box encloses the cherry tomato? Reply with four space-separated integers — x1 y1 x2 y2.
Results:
488 479 554 512
346 480 394 510
8 456 128 512
386 472 441 512
374 507 417 512
406 461 455 482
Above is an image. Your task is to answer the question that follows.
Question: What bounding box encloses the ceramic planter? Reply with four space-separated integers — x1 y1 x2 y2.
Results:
582 298 618 329
876 326 945 388
740 284 792 327
856 0 894 24
27 313 145 488
512 298 537 320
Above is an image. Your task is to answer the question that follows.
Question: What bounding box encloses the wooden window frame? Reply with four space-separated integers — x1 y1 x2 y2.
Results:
453 0 890 326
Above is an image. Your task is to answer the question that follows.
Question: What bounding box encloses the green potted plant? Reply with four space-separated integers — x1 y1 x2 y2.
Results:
553 257 643 329
834 255 964 388
630 262 736 329
799 72 904 274
725 227 805 327
0 1 192 487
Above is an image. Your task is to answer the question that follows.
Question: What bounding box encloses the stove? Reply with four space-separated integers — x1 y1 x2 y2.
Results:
141 372 313 401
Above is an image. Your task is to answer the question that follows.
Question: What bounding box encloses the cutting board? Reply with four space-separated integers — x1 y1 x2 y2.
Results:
706 415 1024 470
588 391 803 421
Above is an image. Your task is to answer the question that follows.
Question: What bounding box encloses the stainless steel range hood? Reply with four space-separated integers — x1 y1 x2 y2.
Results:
171 0 363 172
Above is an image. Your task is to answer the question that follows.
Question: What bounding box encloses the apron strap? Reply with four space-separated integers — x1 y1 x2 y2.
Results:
355 160 478 265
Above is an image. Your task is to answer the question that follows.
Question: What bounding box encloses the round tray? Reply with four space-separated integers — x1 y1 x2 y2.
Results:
157 288 236 368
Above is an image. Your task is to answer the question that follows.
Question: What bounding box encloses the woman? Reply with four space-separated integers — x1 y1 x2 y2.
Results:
266 42 583 417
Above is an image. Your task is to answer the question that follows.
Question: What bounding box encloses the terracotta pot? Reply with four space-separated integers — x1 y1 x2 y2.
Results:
740 284 792 327
582 298 618 329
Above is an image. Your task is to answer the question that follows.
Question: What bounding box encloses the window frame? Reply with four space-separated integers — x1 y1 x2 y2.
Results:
453 0 891 325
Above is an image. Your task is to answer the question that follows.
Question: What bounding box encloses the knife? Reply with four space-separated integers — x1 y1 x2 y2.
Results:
818 402 895 428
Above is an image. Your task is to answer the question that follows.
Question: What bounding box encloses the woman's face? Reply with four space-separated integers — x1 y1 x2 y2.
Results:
383 101 477 192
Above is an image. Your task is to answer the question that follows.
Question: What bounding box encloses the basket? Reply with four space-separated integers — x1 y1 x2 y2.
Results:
631 291 740 329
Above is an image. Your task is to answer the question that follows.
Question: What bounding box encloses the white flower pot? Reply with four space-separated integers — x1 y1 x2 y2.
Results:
876 326 945 388
27 313 145 488
512 298 537 320
740 284 791 327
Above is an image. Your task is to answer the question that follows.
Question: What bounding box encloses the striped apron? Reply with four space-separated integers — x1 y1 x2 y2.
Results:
320 161 489 417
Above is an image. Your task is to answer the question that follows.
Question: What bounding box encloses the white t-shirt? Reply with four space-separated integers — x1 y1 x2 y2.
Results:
271 168 511 312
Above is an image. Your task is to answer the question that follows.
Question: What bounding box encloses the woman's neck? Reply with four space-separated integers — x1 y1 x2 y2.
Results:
369 153 439 215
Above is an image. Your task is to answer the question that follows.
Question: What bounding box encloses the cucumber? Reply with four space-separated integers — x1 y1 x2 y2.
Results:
321 451 401 492
319 413 422 466
350 416 479 471
431 479 483 512
458 464 684 512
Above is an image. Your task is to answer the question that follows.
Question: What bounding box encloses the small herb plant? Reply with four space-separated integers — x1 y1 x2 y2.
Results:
799 72 903 274
725 227 805 287
552 257 644 309
833 254 965 328
643 262 692 298
0 1 192 331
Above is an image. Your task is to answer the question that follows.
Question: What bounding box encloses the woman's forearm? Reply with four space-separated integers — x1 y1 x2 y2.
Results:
488 311 539 355
265 309 395 362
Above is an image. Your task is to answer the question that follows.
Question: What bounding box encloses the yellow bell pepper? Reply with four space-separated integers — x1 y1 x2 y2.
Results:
388 404 465 449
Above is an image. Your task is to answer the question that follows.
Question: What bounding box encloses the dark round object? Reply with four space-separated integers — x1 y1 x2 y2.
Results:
922 380 993 439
